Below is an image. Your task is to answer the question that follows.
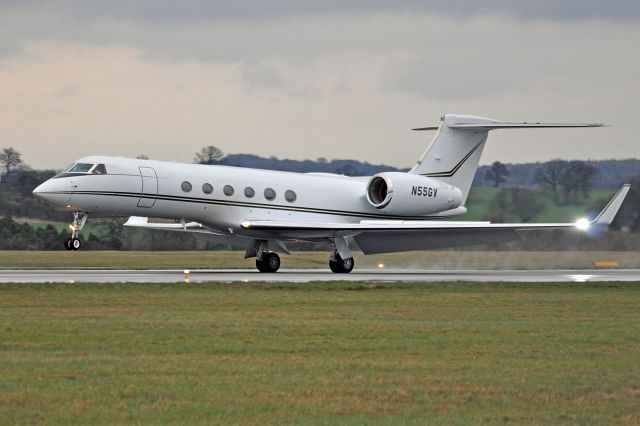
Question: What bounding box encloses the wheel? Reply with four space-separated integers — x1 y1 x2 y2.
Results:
266 252 280 272
64 238 73 251
70 237 81 251
329 258 342 273
340 256 354 273
256 252 280 273
329 253 354 273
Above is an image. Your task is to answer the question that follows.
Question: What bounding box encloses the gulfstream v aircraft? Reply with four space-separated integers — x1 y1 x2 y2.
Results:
33 114 630 273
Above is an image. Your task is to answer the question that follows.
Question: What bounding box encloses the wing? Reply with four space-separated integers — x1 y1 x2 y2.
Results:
241 185 630 254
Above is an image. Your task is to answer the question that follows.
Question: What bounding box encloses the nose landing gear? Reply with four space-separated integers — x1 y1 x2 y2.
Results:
64 211 87 251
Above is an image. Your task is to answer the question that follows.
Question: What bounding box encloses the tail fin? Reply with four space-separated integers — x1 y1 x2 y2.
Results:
410 114 603 205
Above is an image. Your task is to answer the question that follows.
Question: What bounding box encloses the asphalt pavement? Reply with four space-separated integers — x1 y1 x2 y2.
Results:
0 268 638 283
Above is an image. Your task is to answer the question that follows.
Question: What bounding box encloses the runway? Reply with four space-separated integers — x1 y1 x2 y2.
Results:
0 268 639 283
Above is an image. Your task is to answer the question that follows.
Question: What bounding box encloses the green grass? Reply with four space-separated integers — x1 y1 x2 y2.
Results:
16 219 112 237
1 282 639 424
462 187 616 221
1 250 639 269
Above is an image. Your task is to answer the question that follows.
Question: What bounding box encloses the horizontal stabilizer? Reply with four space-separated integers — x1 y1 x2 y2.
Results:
448 122 604 129
413 119 604 131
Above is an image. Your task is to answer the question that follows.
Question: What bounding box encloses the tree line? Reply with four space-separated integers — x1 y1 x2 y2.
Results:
0 145 637 251
484 159 600 201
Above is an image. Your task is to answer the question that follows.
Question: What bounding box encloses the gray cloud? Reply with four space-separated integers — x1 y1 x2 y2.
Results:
3 0 640 22
0 2 638 168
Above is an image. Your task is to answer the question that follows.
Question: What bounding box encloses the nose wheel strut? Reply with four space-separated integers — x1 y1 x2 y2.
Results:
64 211 87 251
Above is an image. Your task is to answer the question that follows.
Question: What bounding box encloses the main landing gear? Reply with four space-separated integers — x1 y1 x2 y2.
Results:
247 240 281 273
329 236 354 274
329 251 354 273
245 237 354 273
256 252 281 273
64 211 87 251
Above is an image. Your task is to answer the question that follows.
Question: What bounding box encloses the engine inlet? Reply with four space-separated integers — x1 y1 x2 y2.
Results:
367 175 392 208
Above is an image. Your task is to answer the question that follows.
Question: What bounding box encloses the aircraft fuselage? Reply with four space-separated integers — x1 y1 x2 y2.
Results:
34 155 462 240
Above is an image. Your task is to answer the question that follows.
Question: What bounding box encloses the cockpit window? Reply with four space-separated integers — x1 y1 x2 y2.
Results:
69 163 94 173
53 162 105 179
92 164 107 175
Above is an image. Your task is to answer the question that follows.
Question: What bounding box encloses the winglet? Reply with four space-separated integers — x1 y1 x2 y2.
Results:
591 184 631 226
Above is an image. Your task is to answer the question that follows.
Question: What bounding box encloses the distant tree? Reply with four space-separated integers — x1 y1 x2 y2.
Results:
509 188 546 222
485 161 510 188
194 146 224 164
0 148 23 174
317 157 328 164
559 160 598 200
136 154 149 160
487 188 546 223
335 164 358 176
534 160 568 197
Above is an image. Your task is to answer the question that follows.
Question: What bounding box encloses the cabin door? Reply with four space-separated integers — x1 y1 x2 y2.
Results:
137 166 158 208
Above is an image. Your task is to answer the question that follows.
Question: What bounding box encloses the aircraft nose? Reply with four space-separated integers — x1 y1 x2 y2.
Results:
32 179 64 205
32 182 47 198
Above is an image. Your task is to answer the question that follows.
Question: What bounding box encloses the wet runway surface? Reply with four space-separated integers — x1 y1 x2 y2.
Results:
0 269 639 283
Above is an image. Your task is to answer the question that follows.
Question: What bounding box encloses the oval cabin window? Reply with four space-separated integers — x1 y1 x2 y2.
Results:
284 190 297 202
181 181 192 192
223 185 234 196
244 187 255 198
202 183 213 194
264 188 276 201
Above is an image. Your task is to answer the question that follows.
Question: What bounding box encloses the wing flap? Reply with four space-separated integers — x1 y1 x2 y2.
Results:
123 216 224 234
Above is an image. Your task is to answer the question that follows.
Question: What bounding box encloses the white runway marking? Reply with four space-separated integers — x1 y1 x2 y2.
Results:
0 269 639 283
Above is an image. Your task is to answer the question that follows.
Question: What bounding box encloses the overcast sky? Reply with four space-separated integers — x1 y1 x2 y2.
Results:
0 1 638 169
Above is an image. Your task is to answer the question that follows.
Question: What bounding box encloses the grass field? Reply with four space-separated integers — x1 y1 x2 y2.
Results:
1 282 639 424
0 250 638 270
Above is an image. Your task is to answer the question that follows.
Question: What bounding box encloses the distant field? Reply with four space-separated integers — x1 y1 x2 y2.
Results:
16 219 111 237
0 250 639 269
462 187 615 221
1 282 639 424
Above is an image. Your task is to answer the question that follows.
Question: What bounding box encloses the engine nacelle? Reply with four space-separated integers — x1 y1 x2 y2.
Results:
366 172 463 216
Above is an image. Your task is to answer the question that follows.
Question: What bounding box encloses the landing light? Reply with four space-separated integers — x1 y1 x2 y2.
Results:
575 218 590 231
241 221 251 229
377 263 385 269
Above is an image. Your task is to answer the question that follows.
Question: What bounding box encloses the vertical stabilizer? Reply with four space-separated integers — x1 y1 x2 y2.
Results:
410 114 494 205
409 114 603 205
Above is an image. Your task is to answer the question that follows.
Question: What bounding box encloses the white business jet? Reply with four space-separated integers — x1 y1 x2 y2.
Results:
33 114 630 273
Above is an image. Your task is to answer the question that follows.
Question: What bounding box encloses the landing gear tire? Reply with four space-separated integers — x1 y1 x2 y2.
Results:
70 238 81 251
64 238 73 251
329 253 354 273
256 252 280 273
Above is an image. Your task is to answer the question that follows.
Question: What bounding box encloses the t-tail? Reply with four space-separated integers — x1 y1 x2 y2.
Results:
409 114 603 205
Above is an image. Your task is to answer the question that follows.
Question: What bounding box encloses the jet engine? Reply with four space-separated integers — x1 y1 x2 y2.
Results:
366 172 463 216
